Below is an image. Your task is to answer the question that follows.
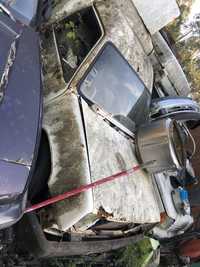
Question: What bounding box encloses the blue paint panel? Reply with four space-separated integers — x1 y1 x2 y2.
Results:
0 13 42 166
0 160 29 195
0 0 38 25
0 13 42 228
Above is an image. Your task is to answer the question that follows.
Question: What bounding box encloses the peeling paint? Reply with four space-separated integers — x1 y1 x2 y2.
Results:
43 92 93 231
82 100 160 224
0 33 20 102
42 0 159 232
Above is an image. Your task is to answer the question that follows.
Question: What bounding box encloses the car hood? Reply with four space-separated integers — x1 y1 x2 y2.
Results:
0 12 42 199
0 13 42 228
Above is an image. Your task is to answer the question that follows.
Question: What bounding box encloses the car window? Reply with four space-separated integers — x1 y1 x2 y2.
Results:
79 42 151 130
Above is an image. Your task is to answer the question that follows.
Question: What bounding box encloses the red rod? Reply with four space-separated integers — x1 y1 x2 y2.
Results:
25 161 152 213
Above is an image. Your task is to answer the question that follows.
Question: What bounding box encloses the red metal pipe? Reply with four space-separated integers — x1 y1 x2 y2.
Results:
25 161 153 213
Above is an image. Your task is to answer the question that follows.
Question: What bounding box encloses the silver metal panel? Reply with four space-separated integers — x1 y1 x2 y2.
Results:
151 97 200 120
136 119 185 173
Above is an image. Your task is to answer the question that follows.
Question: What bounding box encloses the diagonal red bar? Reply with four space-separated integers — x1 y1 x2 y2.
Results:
25 161 153 214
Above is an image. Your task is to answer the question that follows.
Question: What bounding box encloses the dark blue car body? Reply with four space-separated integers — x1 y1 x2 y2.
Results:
0 0 39 25
0 0 52 26
0 12 42 228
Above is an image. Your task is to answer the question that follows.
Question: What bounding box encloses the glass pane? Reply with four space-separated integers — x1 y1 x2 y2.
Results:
79 42 150 127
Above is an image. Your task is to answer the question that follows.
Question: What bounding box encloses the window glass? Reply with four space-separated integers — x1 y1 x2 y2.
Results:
79 42 150 128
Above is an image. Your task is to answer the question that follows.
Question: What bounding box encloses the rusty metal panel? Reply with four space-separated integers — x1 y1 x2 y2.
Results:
43 93 93 231
82 100 160 223
42 0 159 231
51 0 154 91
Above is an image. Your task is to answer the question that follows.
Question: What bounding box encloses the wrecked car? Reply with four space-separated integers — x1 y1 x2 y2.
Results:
0 0 200 259
21 1 161 257
0 3 160 256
